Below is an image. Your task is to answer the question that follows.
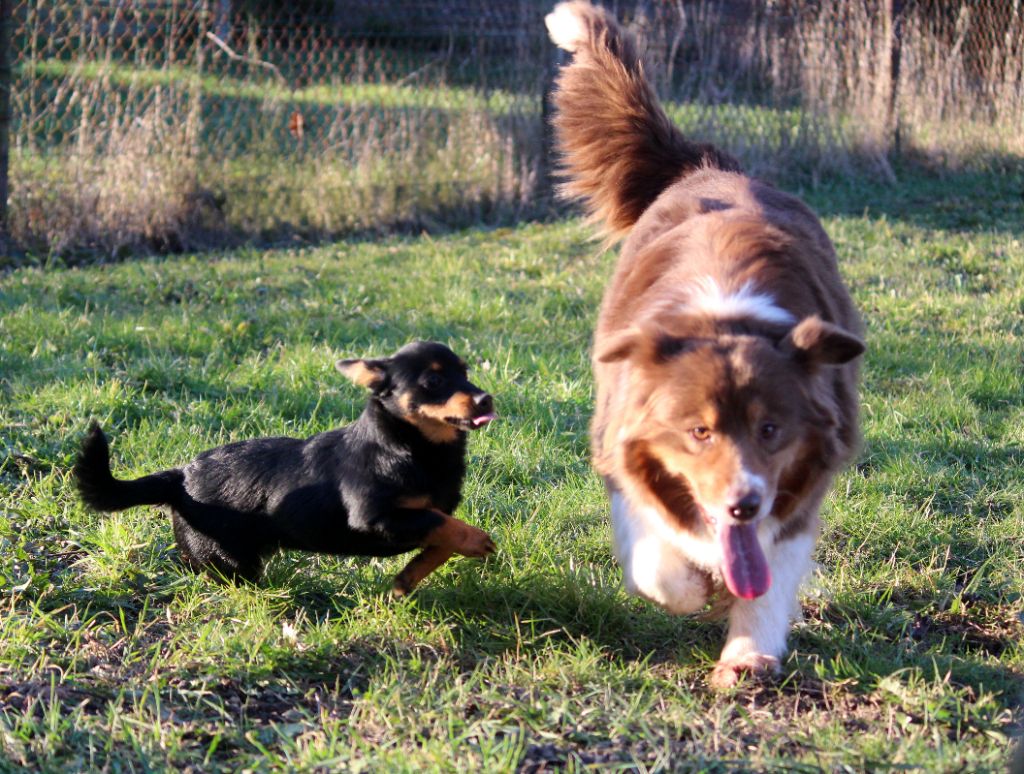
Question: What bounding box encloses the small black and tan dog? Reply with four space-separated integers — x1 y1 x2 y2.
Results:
74 341 497 595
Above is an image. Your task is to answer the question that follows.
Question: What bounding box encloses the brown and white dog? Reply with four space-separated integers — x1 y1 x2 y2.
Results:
545 1 866 688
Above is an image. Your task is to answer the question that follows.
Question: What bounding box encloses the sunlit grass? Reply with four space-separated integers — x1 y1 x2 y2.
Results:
1 170 1022 770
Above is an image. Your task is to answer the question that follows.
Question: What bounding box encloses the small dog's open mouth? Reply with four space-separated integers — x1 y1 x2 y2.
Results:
446 412 497 430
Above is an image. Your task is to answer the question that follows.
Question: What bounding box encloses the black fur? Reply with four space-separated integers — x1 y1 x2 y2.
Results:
74 341 497 586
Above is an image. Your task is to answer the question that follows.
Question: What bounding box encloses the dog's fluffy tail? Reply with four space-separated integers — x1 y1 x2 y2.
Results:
545 1 740 239
74 422 184 512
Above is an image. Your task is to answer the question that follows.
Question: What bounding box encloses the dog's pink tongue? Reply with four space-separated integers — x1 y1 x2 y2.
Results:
471 413 497 428
718 522 771 599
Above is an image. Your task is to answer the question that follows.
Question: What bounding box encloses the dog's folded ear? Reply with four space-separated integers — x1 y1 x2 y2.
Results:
596 317 702 364
336 358 390 392
595 329 641 363
781 316 865 369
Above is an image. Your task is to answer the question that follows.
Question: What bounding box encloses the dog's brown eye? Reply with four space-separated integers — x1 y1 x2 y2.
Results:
691 426 712 442
760 423 778 441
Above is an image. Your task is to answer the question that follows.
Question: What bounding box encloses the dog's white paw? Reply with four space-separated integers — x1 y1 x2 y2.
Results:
545 3 587 52
709 653 781 691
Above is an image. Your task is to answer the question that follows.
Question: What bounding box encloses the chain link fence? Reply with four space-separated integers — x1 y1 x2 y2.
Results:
0 0 1021 258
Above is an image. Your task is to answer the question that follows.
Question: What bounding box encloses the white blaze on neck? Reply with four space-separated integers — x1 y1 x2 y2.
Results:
686 278 795 327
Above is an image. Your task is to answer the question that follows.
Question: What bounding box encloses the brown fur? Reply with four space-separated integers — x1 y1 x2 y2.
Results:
547 1 866 686
548 1 740 240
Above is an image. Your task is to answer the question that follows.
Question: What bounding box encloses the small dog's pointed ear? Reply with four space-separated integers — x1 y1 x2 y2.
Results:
336 358 390 391
781 316 865 369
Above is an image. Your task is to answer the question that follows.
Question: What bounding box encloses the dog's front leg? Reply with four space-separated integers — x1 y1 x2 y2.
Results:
711 532 815 690
389 509 495 596
392 545 454 597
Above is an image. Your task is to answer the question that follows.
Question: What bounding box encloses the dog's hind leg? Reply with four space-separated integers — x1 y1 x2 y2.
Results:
171 510 265 583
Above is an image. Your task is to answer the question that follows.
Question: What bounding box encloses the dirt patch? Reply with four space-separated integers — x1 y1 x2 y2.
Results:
0 677 113 717
911 606 1022 658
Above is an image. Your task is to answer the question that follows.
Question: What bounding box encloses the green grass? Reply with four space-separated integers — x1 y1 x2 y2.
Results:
1 168 1022 771
21 59 528 113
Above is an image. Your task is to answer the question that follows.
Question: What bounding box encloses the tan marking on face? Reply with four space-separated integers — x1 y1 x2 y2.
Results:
632 434 766 528
397 393 413 414
416 392 476 423
623 440 701 532
407 416 461 444
612 338 811 527
393 392 461 443
429 362 443 371
658 437 752 513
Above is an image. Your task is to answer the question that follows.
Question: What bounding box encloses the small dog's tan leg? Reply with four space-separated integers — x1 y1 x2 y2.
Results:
391 511 495 597
423 511 496 558
392 545 455 597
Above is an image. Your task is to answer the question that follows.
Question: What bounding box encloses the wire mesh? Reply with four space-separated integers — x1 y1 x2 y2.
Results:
2 0 1022 255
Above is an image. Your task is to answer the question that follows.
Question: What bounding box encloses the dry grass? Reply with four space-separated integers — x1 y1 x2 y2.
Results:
643 0 1023 177
220 104 541 238
8 77 208 259
896 4 1024 164
3 0 1022 259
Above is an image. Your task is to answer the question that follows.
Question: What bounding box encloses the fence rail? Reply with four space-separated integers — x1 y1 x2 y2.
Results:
0 0 1021 259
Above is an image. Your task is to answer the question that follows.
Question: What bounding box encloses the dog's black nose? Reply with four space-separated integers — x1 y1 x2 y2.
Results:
473 392 494 414
729 492 761 521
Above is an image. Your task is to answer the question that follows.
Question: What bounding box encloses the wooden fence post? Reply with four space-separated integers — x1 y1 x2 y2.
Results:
889 0 904 160
0 0 13 240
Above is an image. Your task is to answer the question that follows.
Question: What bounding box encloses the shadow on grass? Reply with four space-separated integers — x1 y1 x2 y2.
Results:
256 557 1023 732
259 555 719 671
798 159 1024 237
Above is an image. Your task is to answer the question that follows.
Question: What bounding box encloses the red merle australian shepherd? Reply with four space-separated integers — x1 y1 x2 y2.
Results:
545 1 866 688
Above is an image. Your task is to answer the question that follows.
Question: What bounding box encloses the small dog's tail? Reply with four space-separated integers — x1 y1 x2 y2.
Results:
545 1 741 240
74 422 184 512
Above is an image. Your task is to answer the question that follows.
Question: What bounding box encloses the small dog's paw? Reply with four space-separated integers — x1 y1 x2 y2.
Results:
459 526 496 558
709 653 780 691
391 575 415 598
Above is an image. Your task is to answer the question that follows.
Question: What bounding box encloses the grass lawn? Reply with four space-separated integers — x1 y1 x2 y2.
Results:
1 167 1022 771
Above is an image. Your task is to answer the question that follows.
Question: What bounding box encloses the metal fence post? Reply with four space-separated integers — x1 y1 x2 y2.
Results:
540 44 565 208
0 0 13 240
